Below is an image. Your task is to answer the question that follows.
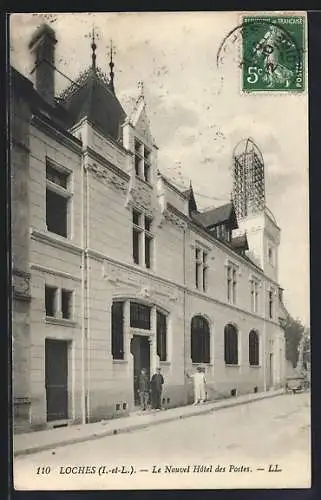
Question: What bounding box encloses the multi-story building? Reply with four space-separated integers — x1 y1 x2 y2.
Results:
11 24 286 432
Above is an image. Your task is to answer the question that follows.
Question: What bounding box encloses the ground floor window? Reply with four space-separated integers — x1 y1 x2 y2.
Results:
249 329 259 366
224 323 238 365
111 301 124 360
191 315 210 363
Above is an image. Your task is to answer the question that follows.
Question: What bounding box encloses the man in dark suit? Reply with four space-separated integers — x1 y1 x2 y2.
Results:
150 367 164 410
139 368 150 411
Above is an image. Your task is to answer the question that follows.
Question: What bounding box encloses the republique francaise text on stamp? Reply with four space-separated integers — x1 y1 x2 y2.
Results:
242 15 305 92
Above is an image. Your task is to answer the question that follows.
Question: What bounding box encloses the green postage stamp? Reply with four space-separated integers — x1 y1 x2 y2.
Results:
242 15 305 92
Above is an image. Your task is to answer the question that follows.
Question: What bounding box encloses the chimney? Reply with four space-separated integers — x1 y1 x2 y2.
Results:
29 23 57 105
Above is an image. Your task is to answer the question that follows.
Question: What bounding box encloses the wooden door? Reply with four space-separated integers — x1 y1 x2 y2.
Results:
45 339 69 421
130 336 150 406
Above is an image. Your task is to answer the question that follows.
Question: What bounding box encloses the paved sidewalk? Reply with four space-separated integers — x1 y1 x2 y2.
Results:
14 388 284 457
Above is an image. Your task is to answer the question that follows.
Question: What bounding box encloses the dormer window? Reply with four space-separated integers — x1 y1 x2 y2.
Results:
134 138 151 183
214 224 231 242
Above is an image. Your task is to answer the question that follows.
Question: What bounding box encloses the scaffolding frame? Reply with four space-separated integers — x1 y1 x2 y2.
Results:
232 139 265 220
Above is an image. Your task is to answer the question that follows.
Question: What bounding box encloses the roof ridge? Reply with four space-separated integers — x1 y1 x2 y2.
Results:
200 201 232 214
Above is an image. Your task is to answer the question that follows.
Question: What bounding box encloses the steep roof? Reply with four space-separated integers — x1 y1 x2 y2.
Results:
182 184 198 215
58 67 127 142
194 202 238 230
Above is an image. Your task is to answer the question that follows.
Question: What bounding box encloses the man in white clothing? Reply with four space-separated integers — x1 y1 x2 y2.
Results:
187 366 206 405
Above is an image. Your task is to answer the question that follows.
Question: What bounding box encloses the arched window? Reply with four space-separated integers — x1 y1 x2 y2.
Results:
249 330 259 366
191 315 210 363
224 324 238 365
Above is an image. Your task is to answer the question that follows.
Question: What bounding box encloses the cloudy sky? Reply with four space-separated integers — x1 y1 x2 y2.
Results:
10 12 309 325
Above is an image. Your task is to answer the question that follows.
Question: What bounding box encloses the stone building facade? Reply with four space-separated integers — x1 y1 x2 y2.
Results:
11 24 286 432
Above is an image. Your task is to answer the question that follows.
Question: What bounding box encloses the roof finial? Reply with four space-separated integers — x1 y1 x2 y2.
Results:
109 39 115 93
91 26 97 71
138 80 144 98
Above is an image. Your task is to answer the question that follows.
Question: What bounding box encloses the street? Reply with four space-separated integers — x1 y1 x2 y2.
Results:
14 392 311 490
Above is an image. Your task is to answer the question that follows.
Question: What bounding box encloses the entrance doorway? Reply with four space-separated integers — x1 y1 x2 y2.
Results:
130 335 150 406
45 339 69 422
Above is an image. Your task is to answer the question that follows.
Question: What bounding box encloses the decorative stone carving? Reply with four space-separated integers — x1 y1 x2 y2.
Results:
104 267 120 285
138 286 151 299
164 210 187 230
12 269 31 300
88 163 128 194
169 292 179 303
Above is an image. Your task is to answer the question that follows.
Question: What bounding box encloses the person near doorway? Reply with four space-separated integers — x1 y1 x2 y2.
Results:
150 367 164 410
186 366 206 405
138 368 150 411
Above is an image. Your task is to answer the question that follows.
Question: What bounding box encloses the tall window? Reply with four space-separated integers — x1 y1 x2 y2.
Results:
111 302 124 360
249 330 259 366
250 279 260 313
45 285 57 317
191 315 210 363
195 247 208 292
46 159 71 238
268 289 274 319
157 311 167 361
134 139 152 183
130 302 151 329
132 209 154 269
61 289 73 319
134 139 142 176
224 323 238 365
227 263 237 304
143 148 151 183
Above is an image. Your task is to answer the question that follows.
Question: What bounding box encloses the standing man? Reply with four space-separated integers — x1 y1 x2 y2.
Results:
138 368 149 411
186 366 206 405
150 367 164 410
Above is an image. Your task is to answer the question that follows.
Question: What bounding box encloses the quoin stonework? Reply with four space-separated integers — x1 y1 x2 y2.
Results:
11 24 287 433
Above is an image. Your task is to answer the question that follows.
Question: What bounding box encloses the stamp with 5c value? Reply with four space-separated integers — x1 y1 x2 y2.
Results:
242 15 305 92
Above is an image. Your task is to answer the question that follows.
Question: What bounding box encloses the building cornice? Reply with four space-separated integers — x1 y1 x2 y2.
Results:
85 147 130 182
30 229 82 256
31 114 82 155
11 138 30 154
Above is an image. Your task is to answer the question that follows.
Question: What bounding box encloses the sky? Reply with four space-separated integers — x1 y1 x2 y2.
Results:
9 12 310 325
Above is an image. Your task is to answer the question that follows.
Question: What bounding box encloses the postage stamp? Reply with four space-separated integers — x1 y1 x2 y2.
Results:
241 15 305 92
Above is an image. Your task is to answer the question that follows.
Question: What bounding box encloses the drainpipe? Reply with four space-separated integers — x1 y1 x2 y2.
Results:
80 151 86 424
85 161 91 423
263 281 267 392
183 225 188 404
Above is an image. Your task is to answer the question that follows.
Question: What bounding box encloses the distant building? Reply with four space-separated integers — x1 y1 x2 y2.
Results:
11 24 286 432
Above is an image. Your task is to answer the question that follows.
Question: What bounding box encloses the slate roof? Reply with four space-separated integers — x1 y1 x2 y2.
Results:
193 202 238 230
58 67 127 142
182 185 198 215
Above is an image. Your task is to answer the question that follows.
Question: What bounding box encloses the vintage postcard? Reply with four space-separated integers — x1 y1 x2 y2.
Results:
10 11 310 490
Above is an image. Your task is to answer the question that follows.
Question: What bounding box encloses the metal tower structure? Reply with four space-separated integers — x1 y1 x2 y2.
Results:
232 138 265 220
